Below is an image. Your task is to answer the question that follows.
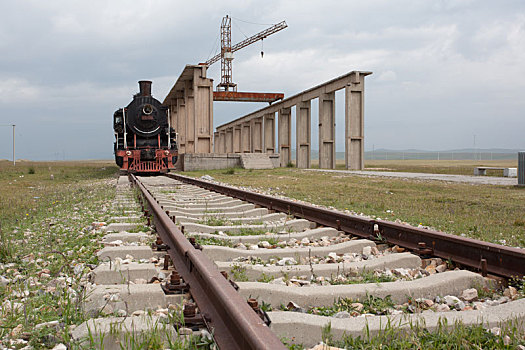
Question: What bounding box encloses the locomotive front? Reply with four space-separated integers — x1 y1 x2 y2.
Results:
113 81 177 173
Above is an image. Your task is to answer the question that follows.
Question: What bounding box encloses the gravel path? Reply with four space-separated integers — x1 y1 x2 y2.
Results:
305 169 518 185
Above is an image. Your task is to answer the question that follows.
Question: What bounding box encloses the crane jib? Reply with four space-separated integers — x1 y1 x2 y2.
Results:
205 20 288 66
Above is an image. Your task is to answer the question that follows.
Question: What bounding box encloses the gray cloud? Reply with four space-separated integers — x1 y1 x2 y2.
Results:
1 0 524 160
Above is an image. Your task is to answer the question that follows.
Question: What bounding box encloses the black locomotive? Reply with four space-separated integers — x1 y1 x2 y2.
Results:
113 81 177 173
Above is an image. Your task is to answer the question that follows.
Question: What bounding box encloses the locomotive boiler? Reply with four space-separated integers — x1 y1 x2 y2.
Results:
113 81 177 173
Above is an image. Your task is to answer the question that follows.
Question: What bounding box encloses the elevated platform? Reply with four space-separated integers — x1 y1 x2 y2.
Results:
179 153 279 171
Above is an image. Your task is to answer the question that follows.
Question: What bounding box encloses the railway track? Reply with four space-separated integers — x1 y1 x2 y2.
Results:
72 174 525 349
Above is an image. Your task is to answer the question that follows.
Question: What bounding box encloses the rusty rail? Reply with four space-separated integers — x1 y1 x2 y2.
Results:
167 173 525 279
130 174 286 350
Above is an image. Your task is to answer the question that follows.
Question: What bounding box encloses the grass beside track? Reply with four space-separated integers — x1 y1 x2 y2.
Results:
0 160 117 232
182 165 525 247
0 161 119 348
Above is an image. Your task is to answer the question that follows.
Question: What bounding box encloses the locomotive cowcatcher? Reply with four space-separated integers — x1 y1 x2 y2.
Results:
113 81 177 173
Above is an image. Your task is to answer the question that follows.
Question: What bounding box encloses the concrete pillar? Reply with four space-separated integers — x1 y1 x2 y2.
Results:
225 127 234 153
296 101 311 168
278 107 291 166
345 72 365 170
213 132 219 152
219 131 226 153
176 97 186 154
264 113 275 153
184 80 195 153
241 122 251 153
233 125 241 153
319 92 336 169
192 66 214 153
169 98 177 134
251 117 263 153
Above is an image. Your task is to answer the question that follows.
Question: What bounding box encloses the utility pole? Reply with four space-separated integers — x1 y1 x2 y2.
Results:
12 124 15 166
0 124 15 165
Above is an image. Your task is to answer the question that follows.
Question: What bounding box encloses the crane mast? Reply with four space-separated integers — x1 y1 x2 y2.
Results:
205 15 288 92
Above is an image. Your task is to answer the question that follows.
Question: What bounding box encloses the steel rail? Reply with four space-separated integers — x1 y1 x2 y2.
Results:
130 175 286 350
167 173 525 279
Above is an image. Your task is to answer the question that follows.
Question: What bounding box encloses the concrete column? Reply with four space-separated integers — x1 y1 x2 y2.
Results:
345 72 365 170
184 80 195 153
233 125 241 153
169 98 177 134
241 122 251 153
176 97 186 154
319 92 336 169
225 127 234 153
296 101 311 168
219 131 227 153
263 113 275 153
213 132 219 152
192 66 214 153
251 117 263 153
278 107 291 166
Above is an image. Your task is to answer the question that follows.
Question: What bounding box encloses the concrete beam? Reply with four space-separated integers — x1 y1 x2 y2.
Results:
319 92 335 169
296 101 311 168
278 108 291 166
216 71 371 131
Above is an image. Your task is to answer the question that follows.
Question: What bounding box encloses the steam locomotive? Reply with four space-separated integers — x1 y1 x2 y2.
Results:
113 81 177 173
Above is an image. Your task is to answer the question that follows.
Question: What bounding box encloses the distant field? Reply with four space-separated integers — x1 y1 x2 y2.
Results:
307 159 519 176
0 160 118 231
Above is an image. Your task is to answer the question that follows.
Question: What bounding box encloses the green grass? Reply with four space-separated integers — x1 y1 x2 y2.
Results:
183 166 525 247
307 295 396 317
0 160 120 347
0 160 118 232
188 236 233 247
198 216 229 226
363 159 518 176
221 228 273 236
230 264 248 282
335 318 525 349
326 270 397 285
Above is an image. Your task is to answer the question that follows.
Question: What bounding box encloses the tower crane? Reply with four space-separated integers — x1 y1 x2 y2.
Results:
203 15 287 103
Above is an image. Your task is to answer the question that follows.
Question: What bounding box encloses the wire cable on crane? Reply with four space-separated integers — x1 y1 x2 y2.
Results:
232 20 249 40
206 31 221 61
229 16 277 26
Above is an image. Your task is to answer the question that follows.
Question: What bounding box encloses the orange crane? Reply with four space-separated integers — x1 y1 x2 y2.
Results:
203 15 287 103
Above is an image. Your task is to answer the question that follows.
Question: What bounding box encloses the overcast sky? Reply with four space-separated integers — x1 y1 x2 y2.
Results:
1 0 524 160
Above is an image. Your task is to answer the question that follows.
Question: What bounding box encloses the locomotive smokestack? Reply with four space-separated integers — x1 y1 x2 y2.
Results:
138 80 152 97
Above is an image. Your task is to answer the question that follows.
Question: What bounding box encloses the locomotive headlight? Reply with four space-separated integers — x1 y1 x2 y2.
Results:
164 150 170 156
143 104 153 115
126 151 132 156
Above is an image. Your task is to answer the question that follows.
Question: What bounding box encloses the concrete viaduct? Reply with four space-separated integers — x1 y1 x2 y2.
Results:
163 65 371 170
